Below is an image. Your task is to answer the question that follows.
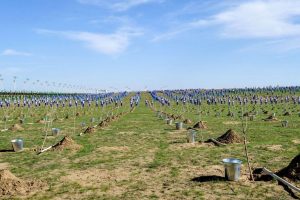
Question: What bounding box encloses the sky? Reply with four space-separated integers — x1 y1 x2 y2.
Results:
1 0 300 92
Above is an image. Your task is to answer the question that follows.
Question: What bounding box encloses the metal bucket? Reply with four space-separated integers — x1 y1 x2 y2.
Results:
282 120 288 127
167 119 173 125
11 139 24 152
187 129 196 143
81 122 86 127
175 122 183 130
222 158 242 181
52 128 61 136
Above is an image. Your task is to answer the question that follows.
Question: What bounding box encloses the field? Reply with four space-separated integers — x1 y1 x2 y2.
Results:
0 92 299 199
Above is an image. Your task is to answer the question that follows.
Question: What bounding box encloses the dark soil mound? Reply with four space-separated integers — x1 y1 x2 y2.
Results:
76 112 80 117
105 117 112 123
243 112 249 117
98 121 108 128
52 136 81 151
84 127 95 134
112 116 118 120
0 169 46 196
183 119 192 124
277 154 300 182
216 129 242 144
283 112 291 116
264 115 278 121
253 154 300 183
193 121 207 129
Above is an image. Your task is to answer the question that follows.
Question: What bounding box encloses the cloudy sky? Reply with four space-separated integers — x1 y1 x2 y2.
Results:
0 0 300 91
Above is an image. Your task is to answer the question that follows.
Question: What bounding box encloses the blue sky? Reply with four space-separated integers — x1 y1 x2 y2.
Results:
1 0 300 92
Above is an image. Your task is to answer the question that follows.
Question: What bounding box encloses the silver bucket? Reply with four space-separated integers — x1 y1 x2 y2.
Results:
167 119 173 125
11 139 24 152
282 120 288 127
222 158 242 181
187 129 196 143
81 122 86 127
52 128 61 136
175 122 183 130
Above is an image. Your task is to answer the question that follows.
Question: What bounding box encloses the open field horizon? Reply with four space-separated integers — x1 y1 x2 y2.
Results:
1 0 300 199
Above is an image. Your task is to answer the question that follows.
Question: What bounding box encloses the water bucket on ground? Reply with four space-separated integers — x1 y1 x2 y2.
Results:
52 128 61 136
167 119 173 125
282 120 288 127
222 158 242 181
187 129 196 143
175 122 183 130
11 139 24 152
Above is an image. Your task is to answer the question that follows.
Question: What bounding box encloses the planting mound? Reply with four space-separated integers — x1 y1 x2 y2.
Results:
52 136 81 151
263 110 269 115
216 129 242 144
277 154 300 182
98 121 108 128
193 121 207 129
84 126 95 134
105 117 112 123
9 124 24 131
0 169 45 196
283 111 291 116
112 116 118 120
264 115 278 121
254 154 300 183
36 119 46 124
183 119 192 124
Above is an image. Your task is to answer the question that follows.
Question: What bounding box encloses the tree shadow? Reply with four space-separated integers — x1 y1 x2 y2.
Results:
191 175 226 183
169 140 185 144
0 149 14 152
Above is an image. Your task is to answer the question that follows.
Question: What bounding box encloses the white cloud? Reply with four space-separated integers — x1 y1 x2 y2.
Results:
37 28 142 55
78 0 164 11
152 20 209 42
213 0 300 38
1 49 32 56
154 0 300 42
